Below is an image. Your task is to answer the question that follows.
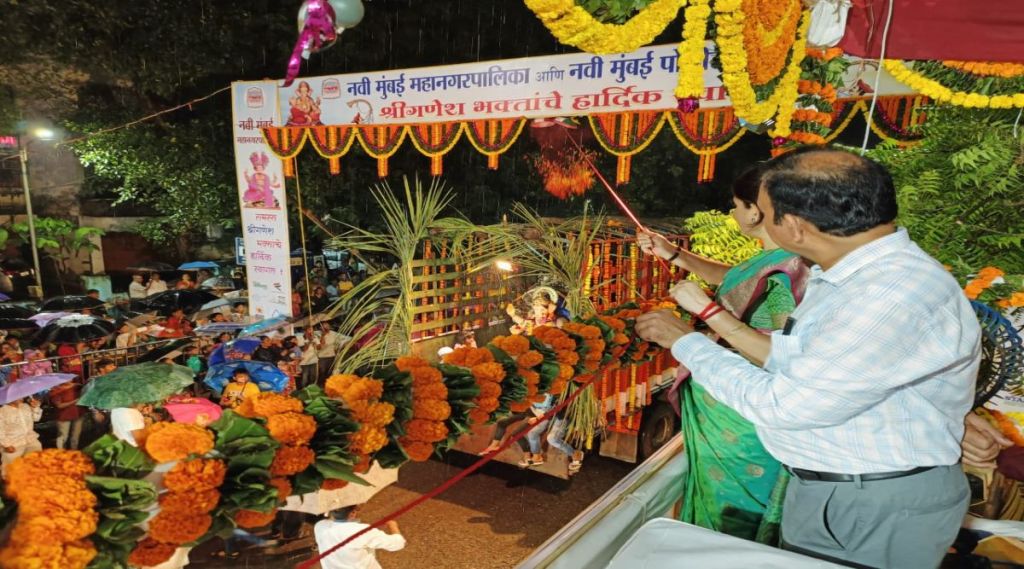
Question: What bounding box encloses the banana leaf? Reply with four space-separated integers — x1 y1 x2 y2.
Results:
87 538 134 569
86 476 158 514
487 345 529 419
314 452 371 486
292 467 325 496
210 411 279 469
375 439 409 469
217 465 277 513
198 510 237 542
83 435 156 479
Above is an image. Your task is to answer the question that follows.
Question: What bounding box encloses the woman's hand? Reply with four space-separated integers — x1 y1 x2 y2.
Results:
637 232 676 260
670 281 713 315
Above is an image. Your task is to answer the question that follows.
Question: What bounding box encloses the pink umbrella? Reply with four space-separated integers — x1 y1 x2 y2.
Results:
29 311 74 327
163 397 222 425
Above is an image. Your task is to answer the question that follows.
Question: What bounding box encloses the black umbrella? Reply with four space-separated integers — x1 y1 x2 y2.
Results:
136 338 195 363
34 315 116 345
126 261 177 273
134 290 219 316
0 305 34 319
39 295 106 312
0 318 38 331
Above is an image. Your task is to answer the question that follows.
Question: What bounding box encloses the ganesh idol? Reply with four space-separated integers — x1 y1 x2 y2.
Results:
286 80 323 126
242 151 281 209
507 287 566 336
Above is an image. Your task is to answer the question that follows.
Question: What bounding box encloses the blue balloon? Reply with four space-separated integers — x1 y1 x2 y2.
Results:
329 0 365 28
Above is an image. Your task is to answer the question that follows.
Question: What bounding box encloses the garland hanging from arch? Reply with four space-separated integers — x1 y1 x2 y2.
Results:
464 118 528 170
357 125 409 177
884 60 1024 109
407 122 465 176
867 94 928 145
588 111 667 184
261 126 309 177
523 0 687 55
667 108 745 181
307 126 358 174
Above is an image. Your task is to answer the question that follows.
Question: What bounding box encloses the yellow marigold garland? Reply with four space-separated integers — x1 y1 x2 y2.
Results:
942 60 1024 79
743 0 801 85
143 422 215 463
675 0 711 99
884 60 1024 109
325 373 395 456
715 0 810 135
163 458 227 493
266 412 318 446
524 0 686 55
128 538 177 568
398 357 450 461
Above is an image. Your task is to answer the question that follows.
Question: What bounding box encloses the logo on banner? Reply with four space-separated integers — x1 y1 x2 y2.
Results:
246 87 265 108
322 79 341 99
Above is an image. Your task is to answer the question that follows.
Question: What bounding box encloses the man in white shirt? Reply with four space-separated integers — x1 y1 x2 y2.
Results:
637 148 979 569
0 398 42 471
147 273 168 296
299 327 320 389
314 506 405 569
128 273 148 300
317 322 349 381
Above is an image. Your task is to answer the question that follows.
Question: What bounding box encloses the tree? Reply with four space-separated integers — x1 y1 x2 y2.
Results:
8 217 104 278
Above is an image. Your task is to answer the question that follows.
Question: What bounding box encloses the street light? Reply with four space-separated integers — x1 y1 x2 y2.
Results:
17 126 55 299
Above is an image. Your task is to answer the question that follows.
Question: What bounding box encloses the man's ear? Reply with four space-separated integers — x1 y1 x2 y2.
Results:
780 213 807 245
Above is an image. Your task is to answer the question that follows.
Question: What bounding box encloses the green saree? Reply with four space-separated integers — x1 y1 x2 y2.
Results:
678 248 807 545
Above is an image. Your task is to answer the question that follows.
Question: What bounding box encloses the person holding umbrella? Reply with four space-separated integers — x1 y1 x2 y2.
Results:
50 377 84 450
176 273 196 290
129 273 148 300
58 341 87 379
147 273 168 296
0 397 42 471
19 349 53 379
220 369 260 409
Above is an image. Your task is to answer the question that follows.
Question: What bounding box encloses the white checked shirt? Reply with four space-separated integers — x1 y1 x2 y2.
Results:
672 229 980 473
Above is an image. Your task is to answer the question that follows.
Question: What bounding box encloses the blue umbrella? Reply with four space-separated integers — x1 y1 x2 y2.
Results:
0 373 77 404
208 337 261 366
194 322 245 336
0 293 10 301
204 360 290 394
178 261 220 270
241 315 290 337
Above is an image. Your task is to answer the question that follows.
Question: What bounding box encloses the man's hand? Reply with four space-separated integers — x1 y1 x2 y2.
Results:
636 310 695 349
28 398 40 408
637 232 677 260
3 446 15 453
385 520 400 534
963 413 1013 468
670 280 713 315
527 417 539 425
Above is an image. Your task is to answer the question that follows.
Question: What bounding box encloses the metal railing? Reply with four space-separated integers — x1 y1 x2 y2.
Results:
0 337 202 381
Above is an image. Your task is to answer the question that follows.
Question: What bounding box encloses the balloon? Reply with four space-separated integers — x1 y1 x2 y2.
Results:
329 0 365 28
297 0 338 54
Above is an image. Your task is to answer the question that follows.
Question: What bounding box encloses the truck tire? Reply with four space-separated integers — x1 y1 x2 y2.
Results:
638 401 678 461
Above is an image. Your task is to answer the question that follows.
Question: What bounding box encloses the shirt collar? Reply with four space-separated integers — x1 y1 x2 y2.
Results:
811 228 909 285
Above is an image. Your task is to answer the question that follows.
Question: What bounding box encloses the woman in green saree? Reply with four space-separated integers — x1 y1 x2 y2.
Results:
639 164 809 545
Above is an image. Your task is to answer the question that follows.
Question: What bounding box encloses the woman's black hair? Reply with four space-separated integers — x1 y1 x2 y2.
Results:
731 162 768 206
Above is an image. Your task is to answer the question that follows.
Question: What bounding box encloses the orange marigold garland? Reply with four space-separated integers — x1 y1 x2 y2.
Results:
143 422 215 463
270 444 316 477
266 412 318 446
397 356 451 461
163 458 227 493
0 450 98 569
322 478 350 491
159 488 221 514
148 510 213 544
235 509 278 529
236 391 305 418
325 373 395 457
270 477 293 503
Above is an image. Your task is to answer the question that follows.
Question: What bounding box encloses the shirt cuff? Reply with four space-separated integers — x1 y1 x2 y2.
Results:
670 332 719 367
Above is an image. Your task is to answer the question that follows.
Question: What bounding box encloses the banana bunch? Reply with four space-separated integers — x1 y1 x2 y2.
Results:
684 210 762 285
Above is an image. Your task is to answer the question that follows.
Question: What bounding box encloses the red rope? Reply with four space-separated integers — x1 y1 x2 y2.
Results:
296 371 607 569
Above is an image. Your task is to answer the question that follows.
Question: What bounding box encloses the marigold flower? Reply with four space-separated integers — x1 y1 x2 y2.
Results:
519 368 540 385
322 479 350 490
250 392 304 417
270 445 316 477
411 383 447 402
128 538 177 568
0 540 97 569
406 419 449 443
235 509 278 529
478 382 502 399
476 397 500 414
412 399 452 422
556 350 580 366
549 380 568 395
400 439 435 462
516 351 544 369
14 478 97 516
492 335 530 356
148 510 213 544
509 401 532 413
410 366 443 387
471 362 506 383
164 459 227 493
159 488 220 514
5 450 94 490
270 477 293 502
266 412 318 446
395 355 431 372
325 374 360 398
468 408 491 424
11 508 99 543
977 267 1005 280
1010 292 1024 307
964 279 989 299
144 422 215 463
349 426 389 456
558 364 575 381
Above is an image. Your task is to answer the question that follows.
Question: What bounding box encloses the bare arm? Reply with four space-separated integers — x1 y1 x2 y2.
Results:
703 310 771 365
637 232 731 285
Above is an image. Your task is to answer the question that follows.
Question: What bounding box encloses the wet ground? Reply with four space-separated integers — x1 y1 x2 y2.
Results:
195 451 635 569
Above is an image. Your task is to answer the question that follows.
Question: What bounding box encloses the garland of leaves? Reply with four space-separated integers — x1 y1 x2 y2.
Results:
785 47 849 147
884 60 1024 109
524 0 686 54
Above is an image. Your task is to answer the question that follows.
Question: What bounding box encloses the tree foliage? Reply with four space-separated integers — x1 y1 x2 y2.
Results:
8 217 104 276
868 107 1024 274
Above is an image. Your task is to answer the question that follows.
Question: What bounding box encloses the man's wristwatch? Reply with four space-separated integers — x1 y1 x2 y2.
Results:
666 247 681 263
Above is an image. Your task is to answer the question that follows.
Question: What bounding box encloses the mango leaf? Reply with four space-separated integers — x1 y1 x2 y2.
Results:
85 476 158 513
292 467 325 496
314 452 370 486
375 439 409 469
83 435 156 479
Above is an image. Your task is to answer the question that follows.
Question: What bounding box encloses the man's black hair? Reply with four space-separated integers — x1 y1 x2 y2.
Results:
761 146 898 237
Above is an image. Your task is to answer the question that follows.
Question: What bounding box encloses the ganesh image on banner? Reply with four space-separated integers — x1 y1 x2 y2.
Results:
286 80 323 126
242 151 282 209
506 286 568 335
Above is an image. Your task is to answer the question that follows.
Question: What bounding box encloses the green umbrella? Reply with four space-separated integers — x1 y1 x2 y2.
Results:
79 362 196 409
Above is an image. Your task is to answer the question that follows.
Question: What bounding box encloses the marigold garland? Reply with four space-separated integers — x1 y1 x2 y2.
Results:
143 422 215 463
524 0 686 55
0 540 97 569
715 0 810 135
884 60 1024 109
675 0 711 99
400 439 435 462
236 391 304 418
742 0 801 85
266 412 318 446
235 509 278 529
163 459 227 493
942 60 1024 78
128 538 177 568
491 335 531 357
270 477 293 502
395 355 431 371
517 351 545 369
322 479 350 491
443 346 495 367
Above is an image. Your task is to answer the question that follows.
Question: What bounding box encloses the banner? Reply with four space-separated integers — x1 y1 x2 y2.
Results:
274 42 913 127
231 82 293 319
